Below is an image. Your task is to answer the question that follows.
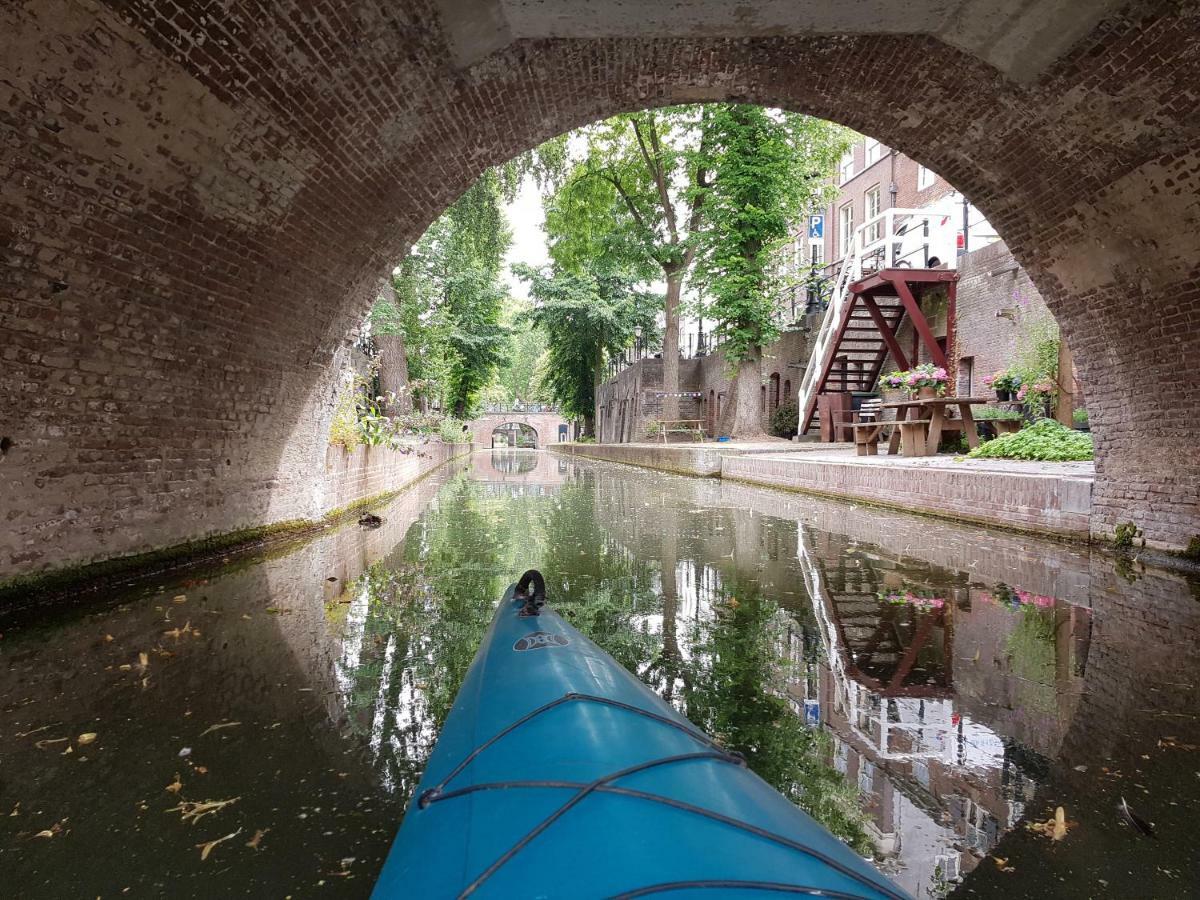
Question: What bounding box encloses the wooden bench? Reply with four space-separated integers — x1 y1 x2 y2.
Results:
654 419 705 443
844 397 892 455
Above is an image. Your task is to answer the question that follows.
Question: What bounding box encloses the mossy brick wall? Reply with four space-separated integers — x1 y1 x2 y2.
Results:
3 1 1199 580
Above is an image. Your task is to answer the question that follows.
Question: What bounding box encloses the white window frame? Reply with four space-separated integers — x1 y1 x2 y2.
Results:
917 164 935 190
839 202 854 255
839 151 854 184
865 137 882 166
864 186 882 243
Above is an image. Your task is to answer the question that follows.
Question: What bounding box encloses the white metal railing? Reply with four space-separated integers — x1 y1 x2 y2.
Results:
795 208 951 433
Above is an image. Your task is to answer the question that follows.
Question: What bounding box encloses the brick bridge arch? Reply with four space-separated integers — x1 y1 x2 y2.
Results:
2 1 1199 578
468 412 572 448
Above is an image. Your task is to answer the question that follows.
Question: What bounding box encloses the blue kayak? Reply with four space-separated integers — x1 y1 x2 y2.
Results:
373 570 907 899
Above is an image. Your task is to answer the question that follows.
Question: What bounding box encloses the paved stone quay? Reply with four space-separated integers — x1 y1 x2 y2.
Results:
552 442 1095 539
550 439 838 476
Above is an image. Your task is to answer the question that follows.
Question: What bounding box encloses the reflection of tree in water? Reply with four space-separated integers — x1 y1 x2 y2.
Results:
682 581 873 854
335 470 870 853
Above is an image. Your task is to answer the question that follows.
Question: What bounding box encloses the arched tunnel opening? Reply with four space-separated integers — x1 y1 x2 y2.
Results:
1 2 1197 575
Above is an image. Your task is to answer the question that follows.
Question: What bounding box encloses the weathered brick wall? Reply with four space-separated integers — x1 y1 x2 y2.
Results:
2 0 1199 579
321 440 469 516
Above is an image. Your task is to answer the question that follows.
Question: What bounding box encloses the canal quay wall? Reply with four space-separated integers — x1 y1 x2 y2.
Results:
552 442 1094 541
0 441 474 606
550 440 827 477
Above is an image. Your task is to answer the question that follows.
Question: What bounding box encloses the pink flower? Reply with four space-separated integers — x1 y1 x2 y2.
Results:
983 375 995 387
933 368 947 380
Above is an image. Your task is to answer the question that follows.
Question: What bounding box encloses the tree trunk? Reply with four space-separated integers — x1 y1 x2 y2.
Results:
587 342 603 440
376 333 411 414
661 270 682 422
719 346 770 440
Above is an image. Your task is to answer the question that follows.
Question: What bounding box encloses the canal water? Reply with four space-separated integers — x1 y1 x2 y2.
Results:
2 451 1198 898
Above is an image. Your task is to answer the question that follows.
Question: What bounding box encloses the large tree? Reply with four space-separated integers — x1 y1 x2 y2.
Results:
378 167 522 417
693 106 850 437
514 263 659 437
542 109 711 421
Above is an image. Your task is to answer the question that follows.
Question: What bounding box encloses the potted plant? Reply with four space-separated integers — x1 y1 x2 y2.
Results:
983 370 1020 402
899 363 949 400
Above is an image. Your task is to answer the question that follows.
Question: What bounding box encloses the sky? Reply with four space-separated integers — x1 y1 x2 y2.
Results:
501 175 550 303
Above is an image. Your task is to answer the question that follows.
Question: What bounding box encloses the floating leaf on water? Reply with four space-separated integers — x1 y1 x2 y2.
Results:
173 595 187 603
77 732 97 745
179 747 192 758
168 796 240 825
199 721 241 738
138 652 149 668
195 827 242 860
246 828 269 849
34 830 55 839
34 737 70 750
165 774 183 794
104 634 114 642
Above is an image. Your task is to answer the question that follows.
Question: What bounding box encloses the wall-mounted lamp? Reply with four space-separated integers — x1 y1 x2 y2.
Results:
996 308 1018 321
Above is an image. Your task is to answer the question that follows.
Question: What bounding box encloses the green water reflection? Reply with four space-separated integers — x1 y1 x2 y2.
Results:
336 469 874 850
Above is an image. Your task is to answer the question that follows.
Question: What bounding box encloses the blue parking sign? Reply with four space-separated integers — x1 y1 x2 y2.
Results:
808 215 824 239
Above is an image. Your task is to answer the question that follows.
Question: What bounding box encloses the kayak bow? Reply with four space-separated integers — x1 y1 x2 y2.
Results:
373 569 907 899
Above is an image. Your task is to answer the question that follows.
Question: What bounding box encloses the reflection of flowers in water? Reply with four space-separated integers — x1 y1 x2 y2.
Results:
879 589 946 610
979 584 1056 610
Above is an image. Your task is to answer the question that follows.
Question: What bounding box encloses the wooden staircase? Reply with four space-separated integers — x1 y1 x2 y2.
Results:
796 208 960 436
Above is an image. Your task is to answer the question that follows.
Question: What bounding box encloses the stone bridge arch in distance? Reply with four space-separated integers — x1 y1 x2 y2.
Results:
468 412 574 449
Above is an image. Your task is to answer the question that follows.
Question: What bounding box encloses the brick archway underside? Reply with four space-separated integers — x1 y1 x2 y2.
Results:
2 0 1198 578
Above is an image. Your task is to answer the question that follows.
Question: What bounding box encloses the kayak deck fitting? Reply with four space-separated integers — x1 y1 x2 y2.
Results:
372 570 908 899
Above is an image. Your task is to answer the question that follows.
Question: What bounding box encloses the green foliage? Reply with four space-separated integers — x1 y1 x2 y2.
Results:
967 418 1093 461
491 298 551 405
515 263 660 429
971 406 1025 421
1113 521 1142 550
684 585 873 854
1072 408 1089 426
438 417 468 443
770 400 799 438
543 108 706 278
383 172 515 416
693 106 851 365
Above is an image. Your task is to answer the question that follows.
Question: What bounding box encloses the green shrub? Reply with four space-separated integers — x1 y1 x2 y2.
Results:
1072 408 1089 426
438 417 468 443
972 406 1024 422
770 400 799 438
967 419 1093 461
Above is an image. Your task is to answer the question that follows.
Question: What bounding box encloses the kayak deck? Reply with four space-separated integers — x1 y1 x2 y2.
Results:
373 575 907 899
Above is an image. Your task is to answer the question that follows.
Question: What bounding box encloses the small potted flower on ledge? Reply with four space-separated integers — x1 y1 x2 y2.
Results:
983 370 1020 401
885 363 948 400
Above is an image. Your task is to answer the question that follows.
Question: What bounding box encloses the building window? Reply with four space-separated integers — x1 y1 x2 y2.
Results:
865 137 882 166
864 186 882 243
839 202 854 255
839 150 854 183
810 243 824 267
917 164 935 190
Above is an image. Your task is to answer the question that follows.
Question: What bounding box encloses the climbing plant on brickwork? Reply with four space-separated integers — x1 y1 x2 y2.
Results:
692 105 850 437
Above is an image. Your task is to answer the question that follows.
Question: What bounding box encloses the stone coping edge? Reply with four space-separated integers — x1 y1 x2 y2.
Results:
0 444 474 612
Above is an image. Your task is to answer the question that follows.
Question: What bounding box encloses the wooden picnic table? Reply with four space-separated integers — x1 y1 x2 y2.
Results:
880 395 991 456
655 419 705 443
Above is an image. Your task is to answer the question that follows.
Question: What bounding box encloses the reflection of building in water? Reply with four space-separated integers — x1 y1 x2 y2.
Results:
469 449 570 487
794 524 1091 896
